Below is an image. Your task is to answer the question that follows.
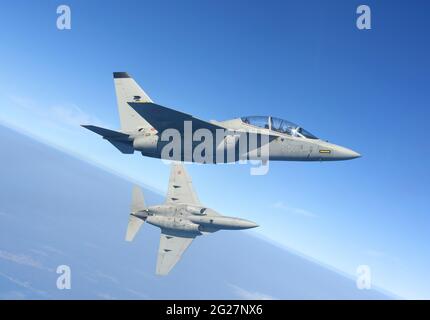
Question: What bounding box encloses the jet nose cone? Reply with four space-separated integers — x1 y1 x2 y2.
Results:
333 145 361 160
349 150 361 159
240 220 259 229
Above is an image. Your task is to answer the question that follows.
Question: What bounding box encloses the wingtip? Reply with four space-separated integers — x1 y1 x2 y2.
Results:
113 72 130 79
155 270 168 276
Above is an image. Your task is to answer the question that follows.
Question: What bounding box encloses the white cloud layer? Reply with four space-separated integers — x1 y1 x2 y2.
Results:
0 250 45 270
229 284 275 300
272 201 317 218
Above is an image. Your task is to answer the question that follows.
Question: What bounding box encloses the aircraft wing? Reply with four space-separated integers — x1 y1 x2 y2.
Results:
166 163 200 205
156 229 196 275
128 102 225 134
127 102 277 148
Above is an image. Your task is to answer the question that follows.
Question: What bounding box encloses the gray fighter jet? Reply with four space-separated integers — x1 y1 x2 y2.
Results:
126 163 258 275
83 72 360 163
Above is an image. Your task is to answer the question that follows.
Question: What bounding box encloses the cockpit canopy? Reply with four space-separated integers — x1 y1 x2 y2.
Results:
240 116 318 139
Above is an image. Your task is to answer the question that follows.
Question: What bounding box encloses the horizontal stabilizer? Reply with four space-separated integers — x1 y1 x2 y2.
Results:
126 186 147 242
106 139 134 154
125 215 144 242
131 186 146 213
81 125 130 140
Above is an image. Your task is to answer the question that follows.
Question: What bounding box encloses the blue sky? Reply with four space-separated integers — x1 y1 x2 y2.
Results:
0 0 429 299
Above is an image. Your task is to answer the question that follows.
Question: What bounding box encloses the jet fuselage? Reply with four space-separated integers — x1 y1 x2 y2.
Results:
125 125 360 163
135 203 258 235
83 72 361 164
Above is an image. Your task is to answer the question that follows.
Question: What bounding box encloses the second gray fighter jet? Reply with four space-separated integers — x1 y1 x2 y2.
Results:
126 163 258 275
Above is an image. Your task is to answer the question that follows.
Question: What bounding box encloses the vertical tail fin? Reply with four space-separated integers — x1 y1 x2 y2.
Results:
113 72 154 132
125 186 146 242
